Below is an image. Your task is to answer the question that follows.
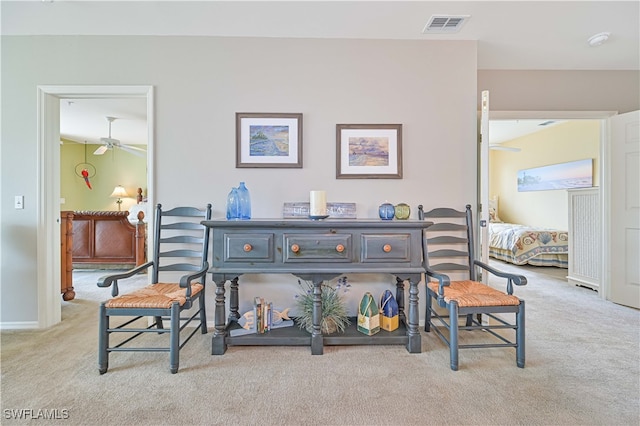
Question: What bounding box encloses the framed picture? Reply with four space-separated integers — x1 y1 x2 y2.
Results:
236 113 303 168
336 124 402 179
517 158 593 192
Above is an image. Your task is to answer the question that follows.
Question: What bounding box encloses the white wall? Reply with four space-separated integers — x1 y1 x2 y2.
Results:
1 36 478 325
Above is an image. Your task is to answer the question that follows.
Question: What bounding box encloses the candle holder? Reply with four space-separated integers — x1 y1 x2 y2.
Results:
309 190 328 219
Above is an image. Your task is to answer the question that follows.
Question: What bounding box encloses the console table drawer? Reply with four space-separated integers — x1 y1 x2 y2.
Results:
361 233 411 262
283 234 352 263
223 233 274 262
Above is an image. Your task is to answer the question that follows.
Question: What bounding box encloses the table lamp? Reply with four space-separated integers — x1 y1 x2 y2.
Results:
110 185 129 211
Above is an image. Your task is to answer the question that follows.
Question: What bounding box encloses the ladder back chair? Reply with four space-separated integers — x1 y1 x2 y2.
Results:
418 204 527 371
97 203 212 374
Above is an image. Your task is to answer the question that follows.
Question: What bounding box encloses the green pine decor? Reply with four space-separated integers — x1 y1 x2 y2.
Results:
295 279 350 335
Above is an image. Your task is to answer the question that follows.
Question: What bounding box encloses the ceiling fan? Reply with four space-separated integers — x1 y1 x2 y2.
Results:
94 116 146 157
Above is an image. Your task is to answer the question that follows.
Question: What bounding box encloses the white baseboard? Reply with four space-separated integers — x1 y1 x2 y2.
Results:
0 321 39 330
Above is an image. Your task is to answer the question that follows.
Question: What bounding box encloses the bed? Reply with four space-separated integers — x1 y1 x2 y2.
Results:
60 210 146 300
487 197 568 268
488 222 569 268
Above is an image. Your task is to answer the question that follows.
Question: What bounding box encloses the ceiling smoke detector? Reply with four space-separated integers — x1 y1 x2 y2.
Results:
422 15 470 34
588 32 610 47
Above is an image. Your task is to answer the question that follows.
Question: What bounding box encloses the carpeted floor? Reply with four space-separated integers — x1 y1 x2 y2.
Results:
1 262 638 425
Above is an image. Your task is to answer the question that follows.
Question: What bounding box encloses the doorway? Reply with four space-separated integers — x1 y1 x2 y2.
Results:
36 85 154 328
481 110 616 300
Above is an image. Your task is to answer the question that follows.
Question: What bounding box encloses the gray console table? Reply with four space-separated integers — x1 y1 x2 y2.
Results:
202 219 431 355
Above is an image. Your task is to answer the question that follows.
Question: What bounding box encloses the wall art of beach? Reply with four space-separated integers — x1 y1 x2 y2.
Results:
348 137 390 167
249 125 290 157
518 158 593 192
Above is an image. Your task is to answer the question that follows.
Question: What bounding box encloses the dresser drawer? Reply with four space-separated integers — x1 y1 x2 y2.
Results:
361 233 411 262
283 233 352 263
223 233 274 262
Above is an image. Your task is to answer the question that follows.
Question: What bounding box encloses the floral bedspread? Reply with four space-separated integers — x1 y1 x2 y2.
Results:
488 222 569 265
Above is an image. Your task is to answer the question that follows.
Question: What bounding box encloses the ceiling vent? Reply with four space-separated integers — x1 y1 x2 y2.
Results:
422 15 470 34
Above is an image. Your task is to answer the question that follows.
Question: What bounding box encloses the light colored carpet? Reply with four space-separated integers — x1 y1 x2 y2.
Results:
1 263 638 425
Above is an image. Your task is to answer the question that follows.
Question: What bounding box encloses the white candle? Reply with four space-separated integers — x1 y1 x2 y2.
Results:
309 190 327 216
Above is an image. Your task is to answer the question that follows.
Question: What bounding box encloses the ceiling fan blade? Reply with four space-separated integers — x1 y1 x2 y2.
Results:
118 144 146 157
490 145 521 152
94 145 108 155
121 144 146 153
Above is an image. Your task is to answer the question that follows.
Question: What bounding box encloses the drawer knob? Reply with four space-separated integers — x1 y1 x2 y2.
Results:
243 244 252 252
383 244 392 253
335 244 345 253
291 244 300 253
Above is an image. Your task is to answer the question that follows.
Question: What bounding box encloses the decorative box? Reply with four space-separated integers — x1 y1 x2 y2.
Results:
357 292 380 335
379 289 399 331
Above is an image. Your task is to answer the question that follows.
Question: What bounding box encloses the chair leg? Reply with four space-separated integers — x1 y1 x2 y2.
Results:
465 314 473 327
155 316 164 331
98 303 109 374
199 290 208 334
449 302 459 371
169 303 180 374
516 300 525 368
425 289 432 332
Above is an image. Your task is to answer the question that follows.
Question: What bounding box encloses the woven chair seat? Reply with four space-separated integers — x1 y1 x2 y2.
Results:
105 283 204 309
427 280 520 307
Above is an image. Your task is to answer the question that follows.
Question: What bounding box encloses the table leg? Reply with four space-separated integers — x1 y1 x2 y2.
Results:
229 277 240 321
406 278 422 353
211 279 228 355
311 280 324 355
395 276 406 323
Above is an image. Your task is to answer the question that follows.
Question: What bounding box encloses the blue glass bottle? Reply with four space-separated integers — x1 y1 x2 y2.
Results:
226 187 239 220
237 181 251 220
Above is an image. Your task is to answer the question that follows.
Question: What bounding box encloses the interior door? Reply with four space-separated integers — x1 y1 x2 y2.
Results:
609 110 640 308
478 91 490 282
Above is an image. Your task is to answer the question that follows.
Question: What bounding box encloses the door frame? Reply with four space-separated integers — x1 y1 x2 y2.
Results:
482 109 617 300
36 85 154 328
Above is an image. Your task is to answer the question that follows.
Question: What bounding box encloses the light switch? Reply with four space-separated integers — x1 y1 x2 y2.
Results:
15 196 24 209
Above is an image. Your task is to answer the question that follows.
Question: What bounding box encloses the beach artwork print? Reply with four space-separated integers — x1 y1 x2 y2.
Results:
348 136 390 167
517 159 593 192
236 113 302 168
336 124 402 179
249 125 290 157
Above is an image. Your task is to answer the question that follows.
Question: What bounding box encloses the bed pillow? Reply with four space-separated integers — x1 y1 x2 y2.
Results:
489 197 502 223
128 202 148 223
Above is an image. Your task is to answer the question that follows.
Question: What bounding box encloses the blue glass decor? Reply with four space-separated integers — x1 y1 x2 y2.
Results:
226 187 239 220
237 181 251 220
378 202 395 220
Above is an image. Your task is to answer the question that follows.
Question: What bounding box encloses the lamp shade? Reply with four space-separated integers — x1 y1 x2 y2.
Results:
110 185 129 199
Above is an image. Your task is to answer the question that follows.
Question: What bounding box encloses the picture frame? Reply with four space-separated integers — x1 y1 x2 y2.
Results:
236 113 303 168
517 158 593 192
336 124 402 179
